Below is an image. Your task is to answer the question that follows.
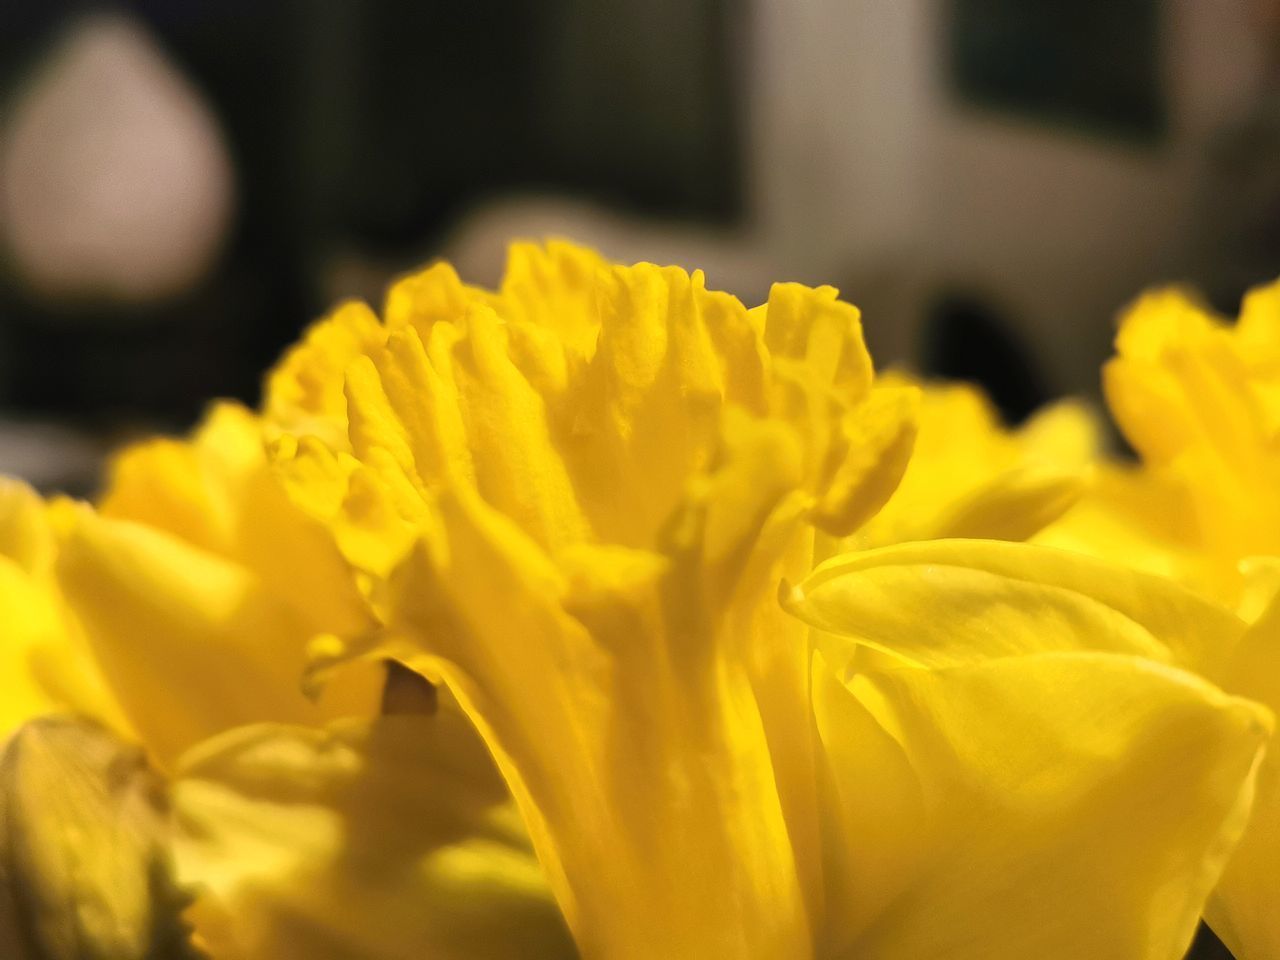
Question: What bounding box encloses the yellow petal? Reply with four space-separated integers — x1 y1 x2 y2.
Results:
1236 279 1280 363
925 463 1089 542
103 403 373 638
1108 290 1266 473
1206 588 1280 958
834 652 1270 960
1 716 197 960
0 480 128 737
1096 286 1280 602
384 260 486 342
268 433 424 584
761 282 873 404
55 507 379 768
424 301 588 549
786 539 1243 679
0 556 67 733
235 462 375 639
263 300 386 450
493 239 610 357
101 402 262 557
0 476 55 575
1 482 65 733
172 712 576 960
810 653 926 955
810 384 919 536
847 378 1099 549
331 247 897 561
1207 743 1280 960
793 534 1272 957
1032 464 1208 594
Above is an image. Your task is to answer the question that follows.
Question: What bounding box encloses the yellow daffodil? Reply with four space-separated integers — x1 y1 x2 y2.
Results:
1034 281 1280 959
267 240 1269 960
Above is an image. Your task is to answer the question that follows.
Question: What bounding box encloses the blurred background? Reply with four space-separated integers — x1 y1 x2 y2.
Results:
0 0 1274 506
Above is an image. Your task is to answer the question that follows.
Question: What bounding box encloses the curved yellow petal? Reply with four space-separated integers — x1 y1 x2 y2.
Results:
0 556 67 734
55 508 379 769
1207 751 1280 960
1032 464 1209 594
173 711 575 960
0 477 55 575
103 402 373 639
0 481 69 733
786 539 1243 679
810 654 926 956
0 480 128 738
490 239 613 357
846 379 1098 550
263 300 385 451
792 534 1271 957
834 653 1270 960
761 282 873 404
1107 291 1261 471
810 384 918 536
101 402 262 557
934 466 1087 542
1205 588 1280 958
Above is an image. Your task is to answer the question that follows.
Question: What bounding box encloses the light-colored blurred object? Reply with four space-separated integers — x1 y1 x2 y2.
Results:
0 418 104 494
0 14 234 308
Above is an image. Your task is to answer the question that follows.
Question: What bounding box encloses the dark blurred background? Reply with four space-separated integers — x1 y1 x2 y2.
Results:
0 0 1275 504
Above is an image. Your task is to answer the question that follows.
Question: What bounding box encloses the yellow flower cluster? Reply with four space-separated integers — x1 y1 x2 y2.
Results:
2 241 1278 960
